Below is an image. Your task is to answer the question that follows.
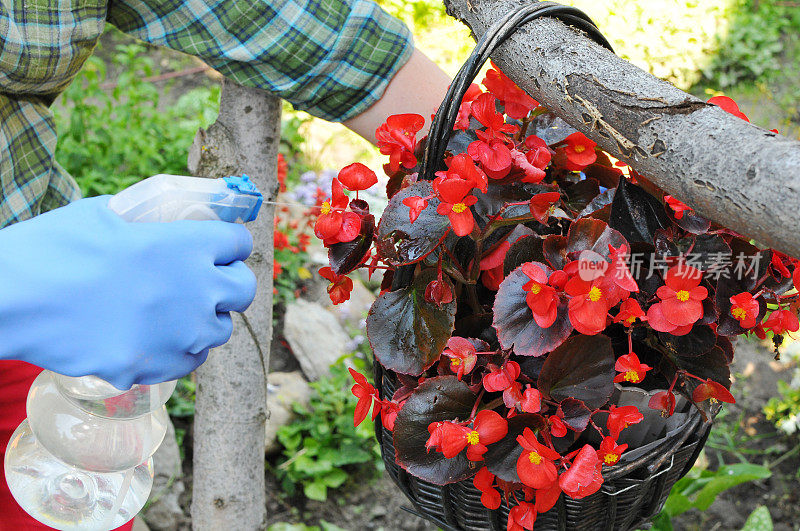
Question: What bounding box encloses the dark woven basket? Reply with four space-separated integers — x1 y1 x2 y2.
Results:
374 364 711 531
372 3 714 530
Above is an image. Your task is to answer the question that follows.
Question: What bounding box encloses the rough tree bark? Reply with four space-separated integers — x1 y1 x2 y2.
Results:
187 80 280 530
446 0 800 257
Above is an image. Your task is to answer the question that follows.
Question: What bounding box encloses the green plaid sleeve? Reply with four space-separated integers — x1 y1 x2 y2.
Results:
107 0 414 122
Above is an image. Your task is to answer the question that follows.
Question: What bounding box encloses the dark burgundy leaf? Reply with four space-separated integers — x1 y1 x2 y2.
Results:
560 218 628 265
543 235 569 270
537 334 615 409
376 181 450 266
558 398 591 432
529 112 578 146
349 199 370 217
484 413 547 482
563 179 600 214
656 325 717 358
667 345 731 389
393 376 477 485
503 236 546 276
367 269 456 375
609 176 671 245
584 152 624 189
493 263 573 357
328 214 375 275
672 208 711 234
518 356 546 382
473 182 560 226
579 188 616 219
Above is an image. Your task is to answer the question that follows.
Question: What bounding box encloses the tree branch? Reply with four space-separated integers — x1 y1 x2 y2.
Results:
446 0 800 257
188 80 280 530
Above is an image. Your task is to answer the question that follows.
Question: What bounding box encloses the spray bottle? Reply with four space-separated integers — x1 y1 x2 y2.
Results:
4 174 262 530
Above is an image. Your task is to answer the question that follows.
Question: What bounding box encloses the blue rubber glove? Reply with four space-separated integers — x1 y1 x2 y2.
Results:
0 196 256 389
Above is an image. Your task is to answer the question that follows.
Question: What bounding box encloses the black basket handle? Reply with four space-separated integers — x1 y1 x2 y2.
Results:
419 1 614 182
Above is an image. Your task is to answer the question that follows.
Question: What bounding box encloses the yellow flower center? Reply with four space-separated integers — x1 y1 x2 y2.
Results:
320 201 332 215
452 202 467 213
467 430 480 445
676 290 690 302
732 307 747 320
624 370 641 383
451 358 461 366
604 454 619 465
588 286 603 302
574 145 586 153
530 283 542 295
528 451 543 465
625 316 637 324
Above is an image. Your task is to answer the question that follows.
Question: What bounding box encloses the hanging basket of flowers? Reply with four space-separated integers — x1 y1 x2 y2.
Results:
313 2 799 530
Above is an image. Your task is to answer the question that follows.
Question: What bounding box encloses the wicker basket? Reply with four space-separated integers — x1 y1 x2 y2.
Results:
372 3 713 530
375 364 710 531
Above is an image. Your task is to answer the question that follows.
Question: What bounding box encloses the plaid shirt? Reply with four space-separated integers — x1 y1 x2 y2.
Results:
0 0 412 227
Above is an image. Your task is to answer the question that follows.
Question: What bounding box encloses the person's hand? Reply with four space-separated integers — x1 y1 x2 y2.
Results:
0 196 256 389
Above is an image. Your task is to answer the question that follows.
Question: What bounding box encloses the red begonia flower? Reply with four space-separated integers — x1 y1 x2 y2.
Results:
443 336 478 380
425 421 446 453
433 176 478 237
771 251 792 278
468 138 513 179
708 95 750 122
559 444 603 499
664 195 693 220
607 405 644 439
565 275 612 335
516 428 561 489
375 113 425 173
793 267 800 293
562 132 597 170
425 277 454 307
730 292 759 329
524 135 553 169
349 368 380 426
692 379 735 404
319 267 354 305
314 179 361 245
613 352 652 384
482 64 539 120
338 162 378 191
402 196 429 223
607 244 639 294
511 148 546 184
277 153 288 192
521 262 559 328
474 467 501 510
444 152 489 193
649 390 676 417
655 265 707 327
597 436 628 466
484 360 521 392
520 387 542 414
481 240 512 290
528 192 561 224
763 309 800 335
508 501 536 531
454 83 482 131
470 92 518 139
549 415 568 438
380 399 404 431
437 422 472 458
535 480 562 513
614 298 646 326
465 410 509 461
646 302 694 335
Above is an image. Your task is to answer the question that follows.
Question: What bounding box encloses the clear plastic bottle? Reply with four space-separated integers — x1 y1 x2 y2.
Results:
4 175 262 530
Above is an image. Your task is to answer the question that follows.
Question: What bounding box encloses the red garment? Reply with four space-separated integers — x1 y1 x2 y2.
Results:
0 361 134 531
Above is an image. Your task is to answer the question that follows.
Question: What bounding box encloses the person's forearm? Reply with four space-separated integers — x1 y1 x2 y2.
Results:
343 48 451 143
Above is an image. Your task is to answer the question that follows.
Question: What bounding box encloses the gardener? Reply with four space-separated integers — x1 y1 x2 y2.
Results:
0 0 450 527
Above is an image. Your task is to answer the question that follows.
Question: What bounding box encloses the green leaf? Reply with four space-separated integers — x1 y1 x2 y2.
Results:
322 469 348 488
692 464 771 510
304 480 328 501
741 506 773 531
367 269 456 375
